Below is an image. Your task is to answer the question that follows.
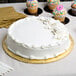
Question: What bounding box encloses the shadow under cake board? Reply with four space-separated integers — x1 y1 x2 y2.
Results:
44 5 53 13
68 9 76 17
52 16 70 25
24 8 43 16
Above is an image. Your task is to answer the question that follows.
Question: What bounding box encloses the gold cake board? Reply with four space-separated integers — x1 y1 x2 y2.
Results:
2 36 74 64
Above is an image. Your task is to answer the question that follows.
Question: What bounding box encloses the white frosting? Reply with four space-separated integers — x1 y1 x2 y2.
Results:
6 16 71 59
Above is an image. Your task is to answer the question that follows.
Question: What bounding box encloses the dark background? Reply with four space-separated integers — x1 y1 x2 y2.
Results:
0 0 73 3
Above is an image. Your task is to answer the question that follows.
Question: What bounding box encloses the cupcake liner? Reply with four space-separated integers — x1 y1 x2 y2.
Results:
24 8 43 16
28 6 38 9
71 8 76 15
71 8 76 11
28 8 38 14
54 16 66 22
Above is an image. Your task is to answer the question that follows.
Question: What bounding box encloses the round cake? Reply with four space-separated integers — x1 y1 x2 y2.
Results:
4 16 73 63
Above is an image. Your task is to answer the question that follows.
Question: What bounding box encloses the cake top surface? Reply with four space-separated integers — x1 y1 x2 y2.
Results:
53 5 66 15
8 16 69 48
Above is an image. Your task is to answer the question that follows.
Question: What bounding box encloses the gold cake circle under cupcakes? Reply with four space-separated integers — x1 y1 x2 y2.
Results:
2 35 74 64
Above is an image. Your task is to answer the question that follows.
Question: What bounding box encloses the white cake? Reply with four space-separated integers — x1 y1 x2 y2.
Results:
5 16 71 59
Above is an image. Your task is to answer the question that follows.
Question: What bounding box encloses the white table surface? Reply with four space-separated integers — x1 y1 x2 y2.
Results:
0 2 76 76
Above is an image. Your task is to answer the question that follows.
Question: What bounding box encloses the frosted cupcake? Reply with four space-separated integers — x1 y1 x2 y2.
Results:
26 0 38 14
71 1 76 15
53 5 66 22
47 0 60 10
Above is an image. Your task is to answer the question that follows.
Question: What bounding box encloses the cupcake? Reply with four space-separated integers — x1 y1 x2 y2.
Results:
53 5 66 22
71 1 76 15
26 0 38 15
47 0 60 10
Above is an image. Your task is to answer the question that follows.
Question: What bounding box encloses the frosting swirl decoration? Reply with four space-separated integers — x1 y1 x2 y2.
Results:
53 5 66 16
57 5 63 11
26 0 38 8
47 0 60 5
